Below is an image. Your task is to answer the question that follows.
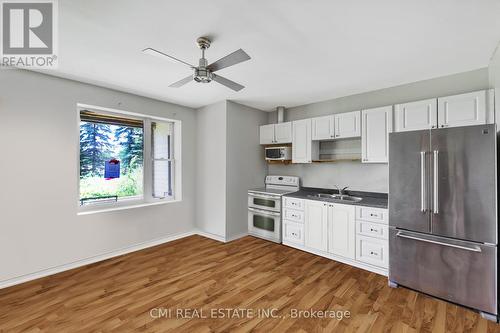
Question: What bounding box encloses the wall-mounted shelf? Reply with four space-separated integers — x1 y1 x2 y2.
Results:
267 160 292 165
312 158 362 163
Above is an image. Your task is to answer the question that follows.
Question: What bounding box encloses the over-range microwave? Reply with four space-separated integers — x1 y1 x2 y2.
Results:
265 146 291 161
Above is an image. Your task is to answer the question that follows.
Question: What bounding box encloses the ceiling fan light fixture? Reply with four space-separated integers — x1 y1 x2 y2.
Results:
193 67 212 83
144 36 250 91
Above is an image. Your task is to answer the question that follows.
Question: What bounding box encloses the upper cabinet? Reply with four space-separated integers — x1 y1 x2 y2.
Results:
394 99 437 132
335 111 361 139
361 106 392 163
311 111 361 140
275 122 293 143
393 90 494 132
292 119 319 163
259 124 275 144
312 115 335 140
437 90 494 128
259 122 292 144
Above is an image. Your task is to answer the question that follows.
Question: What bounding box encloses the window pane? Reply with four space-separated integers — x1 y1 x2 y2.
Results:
153 160 173 198
152 121 174 199
152 122 173 159
79 116 144 204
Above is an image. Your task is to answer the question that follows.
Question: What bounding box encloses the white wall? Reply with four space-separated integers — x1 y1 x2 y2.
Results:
489 42 500 124
0 70 197 283
226 101 268 239
268 68 490 193
195 101 227 239
195 101 268 240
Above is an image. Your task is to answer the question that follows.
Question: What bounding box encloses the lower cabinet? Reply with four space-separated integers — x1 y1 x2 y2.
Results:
328 203 355 259
355 235 388 268
283 197 389 275
283 221 304 245
304 200 328 252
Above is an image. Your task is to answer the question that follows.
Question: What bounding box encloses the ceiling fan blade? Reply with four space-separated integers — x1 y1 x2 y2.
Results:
212 74 244 91
142 48 194 68
169 75 193 88
207 49 250 72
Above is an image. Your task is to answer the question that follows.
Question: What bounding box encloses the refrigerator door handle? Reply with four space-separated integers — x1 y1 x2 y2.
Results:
433 150 439 214
396 231 482 252
420 151 426 212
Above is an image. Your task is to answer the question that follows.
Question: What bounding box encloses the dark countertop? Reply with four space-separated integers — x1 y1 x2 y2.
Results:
284 187 388 209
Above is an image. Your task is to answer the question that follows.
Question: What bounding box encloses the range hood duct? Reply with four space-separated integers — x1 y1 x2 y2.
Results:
277 106 286 123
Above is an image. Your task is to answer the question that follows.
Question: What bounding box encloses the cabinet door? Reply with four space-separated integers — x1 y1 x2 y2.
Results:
312 115 334 140
259 124 275 144
334 111 361 138
292 119 312 163
394 99 437 132
361 106 393 163
274 122 292 143
438 90 490 128
304 200 328 252
328 203 355 259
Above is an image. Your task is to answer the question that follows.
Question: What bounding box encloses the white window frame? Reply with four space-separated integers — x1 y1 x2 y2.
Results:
76 103 182 215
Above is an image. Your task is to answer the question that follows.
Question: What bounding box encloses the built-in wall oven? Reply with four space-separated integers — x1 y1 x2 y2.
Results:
248 192 281 211
248 206 282 242
248 176 300 243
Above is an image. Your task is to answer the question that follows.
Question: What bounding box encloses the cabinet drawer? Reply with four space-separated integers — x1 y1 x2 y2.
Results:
283 209 304 223
356 206 388 224
283 197 304 211
356 235 388 269
356 221 388 240
283 221 304 245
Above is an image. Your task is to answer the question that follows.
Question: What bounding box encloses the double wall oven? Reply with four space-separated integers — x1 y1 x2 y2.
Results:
248 176 299 243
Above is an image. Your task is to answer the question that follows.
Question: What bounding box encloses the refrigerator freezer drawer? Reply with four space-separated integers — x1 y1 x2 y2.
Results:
389 228 497 314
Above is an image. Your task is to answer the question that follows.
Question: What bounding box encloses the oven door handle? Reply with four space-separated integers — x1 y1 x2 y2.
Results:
248 207 281 217
248 193 280 200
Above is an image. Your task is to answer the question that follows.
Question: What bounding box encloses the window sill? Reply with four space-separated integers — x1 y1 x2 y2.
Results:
77 199 181 216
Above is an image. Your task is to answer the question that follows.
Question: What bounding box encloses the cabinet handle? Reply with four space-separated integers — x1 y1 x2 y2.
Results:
370 228 377 232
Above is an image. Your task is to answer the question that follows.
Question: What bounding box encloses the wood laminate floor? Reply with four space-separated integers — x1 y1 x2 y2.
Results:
0 235 498 332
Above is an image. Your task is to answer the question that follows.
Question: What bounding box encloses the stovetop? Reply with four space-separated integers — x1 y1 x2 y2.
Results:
248 187 298 196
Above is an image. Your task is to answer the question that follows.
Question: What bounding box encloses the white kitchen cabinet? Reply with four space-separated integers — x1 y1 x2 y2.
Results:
394 99 437 132
259 122 292 144
356 235 388 269
259 124 275 144
361 106 392 163
274 122 293 143
304 200 328 252
292 119 319 163
312 115 335 140
334 111 361 139
437 90 493 128
328 203 355 259
283 221 304 245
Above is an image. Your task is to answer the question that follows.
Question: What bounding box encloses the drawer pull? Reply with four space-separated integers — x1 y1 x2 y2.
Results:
370 251 379 256
370 213 379 217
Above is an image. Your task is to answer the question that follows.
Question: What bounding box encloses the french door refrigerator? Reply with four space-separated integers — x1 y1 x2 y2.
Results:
389 124 498 321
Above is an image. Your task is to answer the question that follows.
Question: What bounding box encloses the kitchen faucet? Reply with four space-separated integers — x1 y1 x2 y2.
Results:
335 185 349 196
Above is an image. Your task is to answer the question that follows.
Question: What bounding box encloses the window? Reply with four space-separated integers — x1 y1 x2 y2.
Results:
78 105 180 210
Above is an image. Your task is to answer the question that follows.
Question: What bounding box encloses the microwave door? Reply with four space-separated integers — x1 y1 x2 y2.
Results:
266 148 281 159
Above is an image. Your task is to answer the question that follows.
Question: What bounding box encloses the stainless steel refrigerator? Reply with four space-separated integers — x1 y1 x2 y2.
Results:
389 124 498 321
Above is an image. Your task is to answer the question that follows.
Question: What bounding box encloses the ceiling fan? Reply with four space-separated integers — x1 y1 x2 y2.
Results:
143 37 250 91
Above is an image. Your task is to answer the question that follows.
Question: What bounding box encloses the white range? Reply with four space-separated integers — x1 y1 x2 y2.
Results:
248 175 300 243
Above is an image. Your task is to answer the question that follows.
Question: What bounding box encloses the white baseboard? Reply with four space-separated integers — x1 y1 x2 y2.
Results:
195 230 226 242
0 230 196 290
225 232 248 242
0 230 250 290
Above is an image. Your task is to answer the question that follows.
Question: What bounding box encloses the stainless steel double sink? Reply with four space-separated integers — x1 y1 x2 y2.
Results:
306 193 363 203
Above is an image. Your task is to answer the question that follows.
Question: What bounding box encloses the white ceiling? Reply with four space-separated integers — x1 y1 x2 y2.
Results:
41 0 500 111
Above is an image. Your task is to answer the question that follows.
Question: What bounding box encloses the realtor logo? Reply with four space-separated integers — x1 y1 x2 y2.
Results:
1 0 58 68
